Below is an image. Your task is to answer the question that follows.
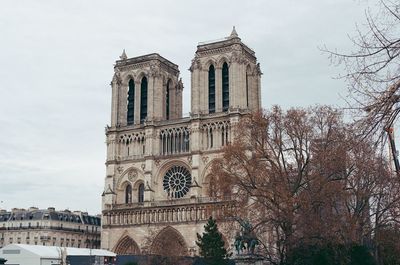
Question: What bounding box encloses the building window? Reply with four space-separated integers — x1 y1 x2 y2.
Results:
138 183 145 203
140 76 148 123
222 62 229 111
166 80 170 120
125 184 132 204
127 79 135 125
208 65 215 113
163 166 192 199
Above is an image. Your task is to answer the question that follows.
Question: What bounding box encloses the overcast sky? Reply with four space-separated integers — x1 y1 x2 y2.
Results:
0 0 377 214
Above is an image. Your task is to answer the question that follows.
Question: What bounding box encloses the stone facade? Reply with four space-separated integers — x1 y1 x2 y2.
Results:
101 28 262 256
0 207 101 249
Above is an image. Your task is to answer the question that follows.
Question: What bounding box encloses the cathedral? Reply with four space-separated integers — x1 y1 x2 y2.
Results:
101 27 262 256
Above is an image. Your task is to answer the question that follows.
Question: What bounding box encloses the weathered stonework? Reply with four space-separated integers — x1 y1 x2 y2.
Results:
102 28 262 256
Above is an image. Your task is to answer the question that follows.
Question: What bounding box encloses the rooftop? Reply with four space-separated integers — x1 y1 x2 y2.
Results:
0 208 100 225
115 52 179 73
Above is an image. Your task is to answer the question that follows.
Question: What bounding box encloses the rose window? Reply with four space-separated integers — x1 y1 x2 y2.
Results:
163 166 192 198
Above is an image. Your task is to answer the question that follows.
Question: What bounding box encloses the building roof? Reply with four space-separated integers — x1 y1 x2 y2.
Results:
115 52 179 74
0 208 100 225
1 244 116 258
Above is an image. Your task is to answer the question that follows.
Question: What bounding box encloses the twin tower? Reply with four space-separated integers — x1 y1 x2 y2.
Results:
102 28 262 256
109 27 261 127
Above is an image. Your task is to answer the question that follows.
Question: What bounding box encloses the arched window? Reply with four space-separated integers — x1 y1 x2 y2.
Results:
166 80 170 120
138 183 145 203
127 79 135 125
208 65 215 113
222 62 229 111
125 184 132 204
140 76 148 124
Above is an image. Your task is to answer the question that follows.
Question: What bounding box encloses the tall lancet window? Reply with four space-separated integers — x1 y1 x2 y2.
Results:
140 76 148 123
125 184 132 204
222 62 229 111
127 79 135 125
138 183 145 203
208 65 216 113
166 80 170 120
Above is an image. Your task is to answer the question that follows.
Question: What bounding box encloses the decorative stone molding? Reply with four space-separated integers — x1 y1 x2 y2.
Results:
127 169 138 181
117 166 124 174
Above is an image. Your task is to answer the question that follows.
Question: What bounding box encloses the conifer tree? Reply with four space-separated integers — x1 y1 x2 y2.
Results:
196 216 228 265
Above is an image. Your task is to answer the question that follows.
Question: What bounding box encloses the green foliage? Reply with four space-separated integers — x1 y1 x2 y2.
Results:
286 243 376 265
196 216 228 265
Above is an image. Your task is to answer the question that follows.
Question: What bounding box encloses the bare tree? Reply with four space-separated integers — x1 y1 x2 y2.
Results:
211 107 400 264
325 0 400 138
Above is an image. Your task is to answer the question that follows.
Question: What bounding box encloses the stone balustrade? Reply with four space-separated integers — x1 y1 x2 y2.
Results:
102 197 233 227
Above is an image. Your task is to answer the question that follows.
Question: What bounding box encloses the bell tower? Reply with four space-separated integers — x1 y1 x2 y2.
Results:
190 27 262 115
110 52 183 127
102 29 264 256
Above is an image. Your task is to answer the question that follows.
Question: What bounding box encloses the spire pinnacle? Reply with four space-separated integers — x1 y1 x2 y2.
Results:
119 49 127 60
230 26 238 38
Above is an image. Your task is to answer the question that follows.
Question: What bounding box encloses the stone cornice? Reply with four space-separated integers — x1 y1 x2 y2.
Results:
196 38 256 62
115 53 179 76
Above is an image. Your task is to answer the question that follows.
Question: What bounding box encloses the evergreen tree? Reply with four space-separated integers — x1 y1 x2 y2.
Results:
196 216 228 265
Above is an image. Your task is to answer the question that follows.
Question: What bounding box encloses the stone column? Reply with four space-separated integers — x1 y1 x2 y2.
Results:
153 75 164 121
147 75 155 122
110 79 118 127
229 62 238 109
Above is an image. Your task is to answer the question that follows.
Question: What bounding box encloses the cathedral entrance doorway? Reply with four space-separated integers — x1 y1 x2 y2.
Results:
150 226 188 256
114 236 140 255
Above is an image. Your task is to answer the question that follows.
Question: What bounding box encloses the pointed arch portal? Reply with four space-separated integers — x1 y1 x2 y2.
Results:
114 236 140 255
150 226 188 256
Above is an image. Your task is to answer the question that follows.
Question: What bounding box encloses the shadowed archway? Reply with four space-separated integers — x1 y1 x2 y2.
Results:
114 235 140 255
150 226 188 256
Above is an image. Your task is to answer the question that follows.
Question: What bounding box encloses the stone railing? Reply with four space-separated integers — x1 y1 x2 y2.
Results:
102 197 234 227
110 196 230 210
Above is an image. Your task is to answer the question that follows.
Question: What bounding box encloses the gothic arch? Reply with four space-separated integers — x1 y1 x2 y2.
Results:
203 174 217 198
203 58 216 70
154 159 192 198
122 73 136 86
136 71 148 81
114 235 141 255
133 179 145 203
116 167 144 189
164 76 176 88
217 55 230 68
154 159 191 186
200 159 217 185
150 226 188 256
246 64 253 73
